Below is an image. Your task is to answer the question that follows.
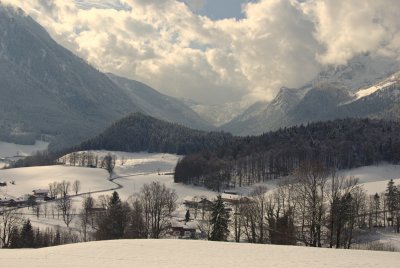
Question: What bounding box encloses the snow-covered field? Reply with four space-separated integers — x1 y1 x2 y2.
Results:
0 166 115 198
340 164 400 194
2 151 400 245
0 239 399 268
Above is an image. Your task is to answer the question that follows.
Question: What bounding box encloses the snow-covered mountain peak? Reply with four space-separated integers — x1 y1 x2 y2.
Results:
312 54 400 92
354 71 400 100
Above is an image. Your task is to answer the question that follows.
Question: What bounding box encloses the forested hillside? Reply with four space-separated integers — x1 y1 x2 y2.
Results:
175 118 400 190
79 113 233 155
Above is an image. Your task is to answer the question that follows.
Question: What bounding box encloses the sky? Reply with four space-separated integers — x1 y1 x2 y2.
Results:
3 0 400 105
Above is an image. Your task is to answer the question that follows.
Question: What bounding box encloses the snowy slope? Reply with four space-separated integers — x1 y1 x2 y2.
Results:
353 71 400 100
340 164 400 194
0 166 114 198
61 151 216 202
0 239 399 268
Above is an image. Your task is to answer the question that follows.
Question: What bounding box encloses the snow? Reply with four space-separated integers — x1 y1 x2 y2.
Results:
355 81 396 100
60 151 217 202
340 164 400 194
0 239 399 268
3 151 400 240
0 165 114 198
352 71 400 100
355 81 395 99
0 140 49 158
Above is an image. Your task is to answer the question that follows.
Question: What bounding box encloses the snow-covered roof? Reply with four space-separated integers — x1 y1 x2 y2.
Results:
33 189 49 194
171 220 198 230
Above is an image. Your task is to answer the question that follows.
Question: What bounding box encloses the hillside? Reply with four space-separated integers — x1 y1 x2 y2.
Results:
79 113 233 155
1 239 398 268
107 74 212 131
176 118 400 190
0 6 213 150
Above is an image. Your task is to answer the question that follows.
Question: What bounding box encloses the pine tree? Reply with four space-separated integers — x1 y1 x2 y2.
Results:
185 210 190 223
8 227 21 248
96 191 130 240
385 179 400 232
20 219 34 248
210 195 230 241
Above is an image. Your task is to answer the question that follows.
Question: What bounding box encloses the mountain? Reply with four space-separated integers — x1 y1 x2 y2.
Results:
186 100 254 127
79 113 233 155
106 74 212 131
221 55 400 136
0 6 212 150
222 87 303 135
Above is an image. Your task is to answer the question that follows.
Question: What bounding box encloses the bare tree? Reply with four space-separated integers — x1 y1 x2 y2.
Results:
58 180 71 198
293 161 328 247
250 186 268 243
72 180 81 195
140 182 177 238
56 181 73 227
57 196 74 227
102 153 116 178
80 195 94 241
0 208 23 248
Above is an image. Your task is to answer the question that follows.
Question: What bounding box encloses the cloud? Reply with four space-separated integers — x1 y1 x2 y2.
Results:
2 0 400 104
304 0 400 65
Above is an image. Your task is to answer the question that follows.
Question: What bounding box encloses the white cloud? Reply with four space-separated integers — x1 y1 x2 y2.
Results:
2 0 400 104
304 0 400 65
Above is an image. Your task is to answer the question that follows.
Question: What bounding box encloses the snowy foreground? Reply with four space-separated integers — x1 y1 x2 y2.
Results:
0 239 399 268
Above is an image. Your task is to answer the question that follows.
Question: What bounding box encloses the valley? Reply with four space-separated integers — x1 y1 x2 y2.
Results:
0 1 400 266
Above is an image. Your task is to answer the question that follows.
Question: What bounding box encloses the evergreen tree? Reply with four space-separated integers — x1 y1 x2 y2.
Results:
185 210 191 223
20 219 34 248
54 228 61 246
210 195 230 241
385 179 400 232
8 227 21 248
96 191 130 240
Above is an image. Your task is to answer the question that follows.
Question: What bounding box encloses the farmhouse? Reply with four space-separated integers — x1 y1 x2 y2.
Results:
171 221 198 239
32 189 49 199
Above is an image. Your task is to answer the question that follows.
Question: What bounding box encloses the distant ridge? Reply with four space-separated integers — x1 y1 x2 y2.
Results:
78 113 232 155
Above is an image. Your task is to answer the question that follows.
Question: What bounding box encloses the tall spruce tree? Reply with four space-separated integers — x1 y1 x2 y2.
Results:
96 191 130 240
20 219 34 248
210 195 230 241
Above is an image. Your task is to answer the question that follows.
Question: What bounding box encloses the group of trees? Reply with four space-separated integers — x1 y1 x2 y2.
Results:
91 182 178 241
58 152 117 177
175 118 400 191
1 182 178 248
202 162 400 249
6 220 79 248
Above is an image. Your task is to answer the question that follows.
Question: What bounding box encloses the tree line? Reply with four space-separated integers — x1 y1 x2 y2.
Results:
175 118 400 190
190 162 400 249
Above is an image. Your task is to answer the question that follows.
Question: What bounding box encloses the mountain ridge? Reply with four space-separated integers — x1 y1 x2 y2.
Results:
0 5 213 149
